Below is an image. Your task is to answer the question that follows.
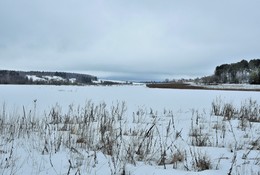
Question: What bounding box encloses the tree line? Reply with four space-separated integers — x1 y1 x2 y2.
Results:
201 59 260 84
0 70 97 85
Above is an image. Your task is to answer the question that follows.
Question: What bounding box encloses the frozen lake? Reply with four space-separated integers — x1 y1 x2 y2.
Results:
1 84 260 115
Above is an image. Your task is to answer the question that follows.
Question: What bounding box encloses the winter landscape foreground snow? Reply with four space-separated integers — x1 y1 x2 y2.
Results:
0 85 260 175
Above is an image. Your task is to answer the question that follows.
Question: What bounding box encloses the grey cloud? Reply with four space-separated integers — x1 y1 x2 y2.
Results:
0 0 260 80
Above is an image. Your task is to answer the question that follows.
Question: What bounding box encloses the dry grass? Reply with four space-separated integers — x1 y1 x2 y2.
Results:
0 98 259 174
146 82 206 90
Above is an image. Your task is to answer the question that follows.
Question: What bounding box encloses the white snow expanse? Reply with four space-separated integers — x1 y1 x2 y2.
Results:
0 85 260 175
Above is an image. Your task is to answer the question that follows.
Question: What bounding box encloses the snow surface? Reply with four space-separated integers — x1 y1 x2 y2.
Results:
26 75 46 82
1 84 259 115
26 75 67 82
0 85 259 175
191 82 260 90
42 75 65 81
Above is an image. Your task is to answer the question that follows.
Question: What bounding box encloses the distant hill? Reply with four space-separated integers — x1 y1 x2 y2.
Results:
201 59 260 84
0 70 97 85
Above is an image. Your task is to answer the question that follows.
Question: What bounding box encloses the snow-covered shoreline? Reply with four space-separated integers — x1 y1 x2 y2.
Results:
193 82 260 91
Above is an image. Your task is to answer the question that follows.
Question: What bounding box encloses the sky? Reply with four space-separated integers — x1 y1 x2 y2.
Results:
0 0 260 81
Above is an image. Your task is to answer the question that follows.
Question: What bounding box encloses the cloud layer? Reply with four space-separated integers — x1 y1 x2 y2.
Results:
1 0 260 80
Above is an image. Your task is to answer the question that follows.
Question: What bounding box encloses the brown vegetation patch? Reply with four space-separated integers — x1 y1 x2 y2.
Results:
146 83 205 90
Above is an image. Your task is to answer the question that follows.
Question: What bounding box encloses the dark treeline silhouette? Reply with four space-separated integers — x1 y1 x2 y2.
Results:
0 70 97 85
201 59 260 84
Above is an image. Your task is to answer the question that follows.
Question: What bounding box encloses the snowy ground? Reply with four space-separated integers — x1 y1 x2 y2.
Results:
191 82 260 90
0 85 260 175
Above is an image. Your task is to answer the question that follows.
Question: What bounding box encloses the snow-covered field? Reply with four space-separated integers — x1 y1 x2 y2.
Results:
0 85 260 175
1 84 257 114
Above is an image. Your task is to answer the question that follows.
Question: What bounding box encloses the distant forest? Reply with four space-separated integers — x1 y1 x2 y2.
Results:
202 59 260 84
0 70 97 85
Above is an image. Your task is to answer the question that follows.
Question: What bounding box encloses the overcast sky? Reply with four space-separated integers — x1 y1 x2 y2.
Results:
0 0 260 81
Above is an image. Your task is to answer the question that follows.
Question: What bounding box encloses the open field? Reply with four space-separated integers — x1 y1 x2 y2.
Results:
0 85 260 175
